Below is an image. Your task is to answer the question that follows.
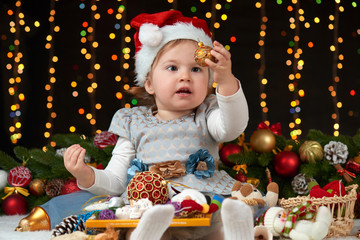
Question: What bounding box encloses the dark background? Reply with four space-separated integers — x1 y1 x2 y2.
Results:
1 0 359 156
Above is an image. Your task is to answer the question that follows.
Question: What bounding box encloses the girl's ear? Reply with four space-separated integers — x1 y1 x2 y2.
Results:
144 77 155 95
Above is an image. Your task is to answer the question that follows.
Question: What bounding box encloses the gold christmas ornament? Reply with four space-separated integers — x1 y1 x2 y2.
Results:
194 42 216 67
29 179 46 196
15 206 50 231
299 140 323 163
250 129 276 153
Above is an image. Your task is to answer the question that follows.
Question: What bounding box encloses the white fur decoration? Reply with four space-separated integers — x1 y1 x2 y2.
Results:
0 170 8 191
139 23 163 47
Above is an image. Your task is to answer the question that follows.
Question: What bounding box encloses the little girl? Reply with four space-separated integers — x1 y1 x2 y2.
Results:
17 10 251 239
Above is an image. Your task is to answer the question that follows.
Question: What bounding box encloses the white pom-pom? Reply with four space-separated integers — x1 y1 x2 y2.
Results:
0 169 8 191
139 23 163 47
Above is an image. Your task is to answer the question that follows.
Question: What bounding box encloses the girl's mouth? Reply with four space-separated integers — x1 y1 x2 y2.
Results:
176 88 192 95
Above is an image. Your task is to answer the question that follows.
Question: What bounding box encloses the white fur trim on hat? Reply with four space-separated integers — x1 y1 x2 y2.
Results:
139 23 163 47
134 22 213 87
263 207 284 237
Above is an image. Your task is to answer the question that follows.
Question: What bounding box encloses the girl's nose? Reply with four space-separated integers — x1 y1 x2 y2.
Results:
179 70 191 82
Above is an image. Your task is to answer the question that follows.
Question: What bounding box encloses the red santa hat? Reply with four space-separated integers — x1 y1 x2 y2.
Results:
130 10 213 87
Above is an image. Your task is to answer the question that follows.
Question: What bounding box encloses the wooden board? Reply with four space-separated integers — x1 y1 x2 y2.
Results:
85 214 212 229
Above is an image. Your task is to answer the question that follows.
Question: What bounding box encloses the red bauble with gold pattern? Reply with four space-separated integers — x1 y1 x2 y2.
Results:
8 166 32 187
219 144 242 167
2 193 27 215
127 171 168 205
273 151 300 178
61 178 81 195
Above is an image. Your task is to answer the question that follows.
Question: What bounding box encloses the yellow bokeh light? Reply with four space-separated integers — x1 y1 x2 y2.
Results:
125 24 131 30
44 132 50 138
123 84 130 90
15 122 21 128
215 3 222 10
295 118 301 124
91 82 98 89
94 63 101 70
69 126 76 132
95 103 102 110
298 89 305 97
52 56 58 62
87 87 94 93
109 33 116 39
54 26 60 32
334 123 339 130
337 102 342 108
86 113 92 120
330 45 335 51
71 81 77 88
260 101 266 107
261 78 268 85
115 75 121 82
92 42 99 48
254 53 261 59
18 93 25 101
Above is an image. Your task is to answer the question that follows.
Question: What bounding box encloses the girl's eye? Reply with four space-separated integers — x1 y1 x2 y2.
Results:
167 66 177 71
192 67 201 72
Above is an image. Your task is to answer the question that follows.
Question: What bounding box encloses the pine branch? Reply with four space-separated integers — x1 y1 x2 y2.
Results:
53 133 89 148
0 150 20 170
353 128 360 149
13 146 31 163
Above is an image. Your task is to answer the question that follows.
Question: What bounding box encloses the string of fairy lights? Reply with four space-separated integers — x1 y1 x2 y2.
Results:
288 0 303 140
255 0 269 124
329 0 343 137
6 1 23 145
2 0 359 146
44 0 59 148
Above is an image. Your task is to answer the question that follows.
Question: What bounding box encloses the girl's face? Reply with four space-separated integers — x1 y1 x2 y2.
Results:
145 40 210 120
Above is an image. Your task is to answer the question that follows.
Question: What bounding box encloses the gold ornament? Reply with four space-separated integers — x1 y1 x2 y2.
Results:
246 177 260 187
299 140 323 163
15 206 50 231
250 129 276 153
194 42 216 67
29 179 45 196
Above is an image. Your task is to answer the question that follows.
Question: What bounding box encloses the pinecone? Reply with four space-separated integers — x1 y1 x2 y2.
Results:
324 141 348 165
51 215 85 237
45 179 65 198
292 173 313 195
149 160 186 179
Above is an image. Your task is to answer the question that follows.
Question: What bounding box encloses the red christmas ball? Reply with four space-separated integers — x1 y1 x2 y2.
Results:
93 131 118 149
127 171 168 205
8 166 32 187
273 151 300 178
61 178 81 195
219 144 242 167
2 193 27 215
235 171 247 183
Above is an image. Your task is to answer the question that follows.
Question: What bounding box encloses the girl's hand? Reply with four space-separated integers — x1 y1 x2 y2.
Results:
205 41 239 96
64 144 94 188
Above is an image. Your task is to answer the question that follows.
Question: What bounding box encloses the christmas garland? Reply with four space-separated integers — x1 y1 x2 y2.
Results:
0 127 360 215
219 125 360 198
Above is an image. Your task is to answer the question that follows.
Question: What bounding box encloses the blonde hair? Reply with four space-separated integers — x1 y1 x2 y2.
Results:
130 39 213 106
